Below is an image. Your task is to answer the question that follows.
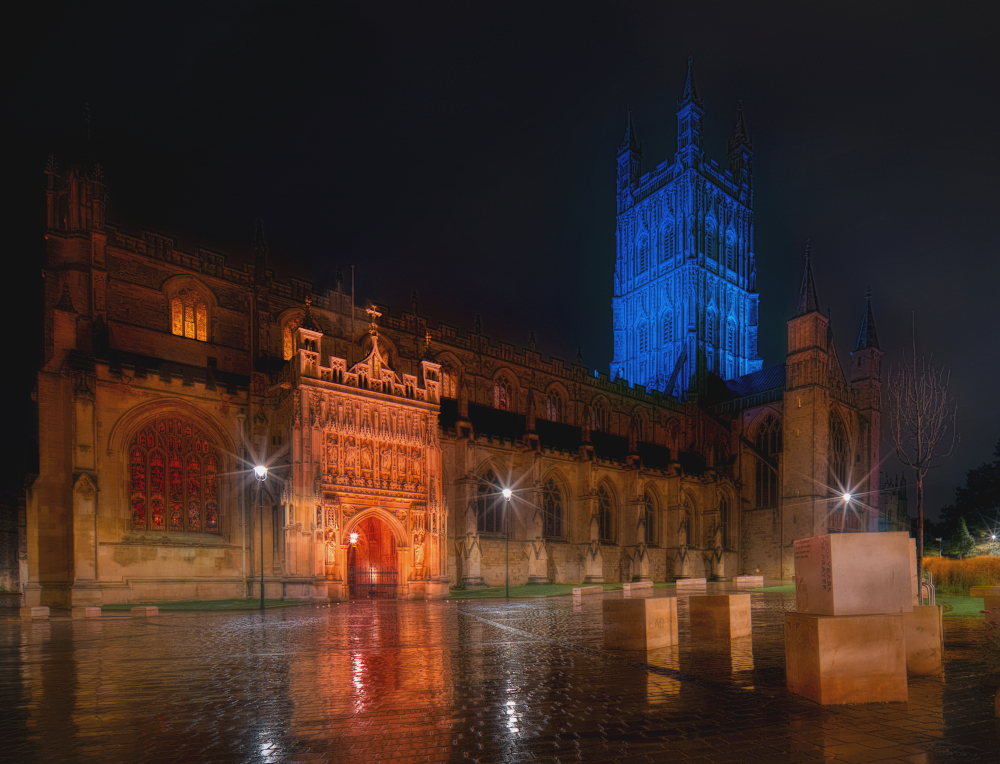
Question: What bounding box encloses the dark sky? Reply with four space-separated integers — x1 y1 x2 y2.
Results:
8 1 999 521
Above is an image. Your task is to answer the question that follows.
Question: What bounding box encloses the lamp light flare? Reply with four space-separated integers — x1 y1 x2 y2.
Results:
842 493 852 502
349 532 359 545
254 465 268 481
502 488 512 501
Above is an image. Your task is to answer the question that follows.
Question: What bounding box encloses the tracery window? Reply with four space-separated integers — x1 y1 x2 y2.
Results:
643 489 656 545
662 313 673 344
638 323 649 354
662 225 674 261
476 469 505 534
170 290 208 342
828 413 849 491
441 366 458 399
754 414 782 508
545 391 562 423
590 399 608 432
129 418 219 533
542 478 563 538
493 374 513 411
719 496 730 548
597 485 614 543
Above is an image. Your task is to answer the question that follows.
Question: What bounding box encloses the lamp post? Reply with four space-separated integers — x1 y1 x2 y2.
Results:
935 537 942 557
254 465 268 610
502 488 512 599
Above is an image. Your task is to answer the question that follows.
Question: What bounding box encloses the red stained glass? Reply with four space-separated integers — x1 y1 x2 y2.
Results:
150 450 165 529
130 448 146 528
169 453 183 531
204 455 219 532
187 455 201 531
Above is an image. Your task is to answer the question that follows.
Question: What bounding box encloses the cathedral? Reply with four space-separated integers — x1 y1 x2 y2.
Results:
25 61 900 607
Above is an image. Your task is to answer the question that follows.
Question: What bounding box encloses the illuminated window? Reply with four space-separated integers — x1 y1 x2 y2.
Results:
590 399 607 432
170 289 208 341
542 478 563 538
598 485 614 543
545 391 562 423
493 374 513 411
754 414 782 508
441 366 458 399
282 318 302 361
476 469 504 534
129 418 220 533
644 489 656 544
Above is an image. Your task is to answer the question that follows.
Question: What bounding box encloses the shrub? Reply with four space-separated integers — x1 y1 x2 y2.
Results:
922 555 1000 596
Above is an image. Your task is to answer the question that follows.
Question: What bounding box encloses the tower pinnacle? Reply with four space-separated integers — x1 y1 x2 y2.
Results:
796 241 820 316
679 55 702 106
620 107 641 154
855 287 880 350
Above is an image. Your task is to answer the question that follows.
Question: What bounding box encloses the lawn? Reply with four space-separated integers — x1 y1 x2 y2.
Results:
101 598 304 612
446 582 676 600
750 584 795 594
937 595 987 618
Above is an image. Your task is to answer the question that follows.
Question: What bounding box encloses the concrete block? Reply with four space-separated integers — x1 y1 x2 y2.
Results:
733 576 764 588
71 607 102 619
131 606 159 617
970 586 1000 613
603 597 678 650
909 538 919 605
573 585 603 596
690 594 752 639
784 611 907 705
622 581 653 595
793 532 913 616
20 606 49 620
901 605 943 675
675 578 706 589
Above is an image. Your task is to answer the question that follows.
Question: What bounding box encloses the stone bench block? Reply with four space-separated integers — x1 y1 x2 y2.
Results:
573 585 603 596
733 576 764 588
784 612 907 705
622 581 653 594
131 606 159 617
603 597 677 650
970 586 1000 613
690 594 752 639
72 607 102 619
902 605 943 675
675 578 707 589
793 532 913 616
20 606 49 620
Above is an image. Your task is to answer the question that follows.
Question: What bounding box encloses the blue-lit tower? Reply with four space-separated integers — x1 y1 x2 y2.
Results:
612 58 762 392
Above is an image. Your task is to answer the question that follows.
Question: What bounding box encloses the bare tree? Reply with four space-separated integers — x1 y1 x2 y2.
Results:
886 317 959 569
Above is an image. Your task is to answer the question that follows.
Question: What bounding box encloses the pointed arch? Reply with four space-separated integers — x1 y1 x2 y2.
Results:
589 395 611 432
642 482 661 545
492 367 518 412
596 480 618 543
540 468 571 539
163 275 217 343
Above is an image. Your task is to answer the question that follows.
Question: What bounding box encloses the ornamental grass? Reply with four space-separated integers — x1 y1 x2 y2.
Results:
922 555 1000 596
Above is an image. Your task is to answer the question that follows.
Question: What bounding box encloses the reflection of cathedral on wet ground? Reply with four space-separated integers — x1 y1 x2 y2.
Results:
26 60 886 607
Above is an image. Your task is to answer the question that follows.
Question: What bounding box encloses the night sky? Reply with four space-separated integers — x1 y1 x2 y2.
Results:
8 1 999 520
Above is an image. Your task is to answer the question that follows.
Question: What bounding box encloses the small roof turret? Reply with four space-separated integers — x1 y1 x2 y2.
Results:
854 287 881 351
795 241 821 316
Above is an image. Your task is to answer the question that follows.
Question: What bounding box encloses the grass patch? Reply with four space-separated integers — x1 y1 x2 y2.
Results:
750 584 796 594
937 596 986 618
101 598 304 612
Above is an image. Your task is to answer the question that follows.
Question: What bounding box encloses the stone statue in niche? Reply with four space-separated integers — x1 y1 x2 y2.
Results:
326 436 338 475
413 530 425 573
380 445 391 476
410 449 421 483
361 443 372 471
344 437 355 474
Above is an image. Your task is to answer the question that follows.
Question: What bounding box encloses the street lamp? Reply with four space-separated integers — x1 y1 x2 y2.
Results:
254 465 268 610
502 488 512 599
842 493 852 503
935 537 942 557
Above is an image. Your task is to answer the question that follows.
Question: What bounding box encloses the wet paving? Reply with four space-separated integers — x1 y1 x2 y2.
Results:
1 586 997 763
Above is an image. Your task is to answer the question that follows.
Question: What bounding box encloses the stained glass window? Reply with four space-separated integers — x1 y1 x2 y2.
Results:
494 375 513 411
598 485 614 543
589 400 607 432
545 391 562 423
719 496 730 548
170 289 208 342
755 415 782 508
129 418 219 533
476 469 504 534
542 478 562 538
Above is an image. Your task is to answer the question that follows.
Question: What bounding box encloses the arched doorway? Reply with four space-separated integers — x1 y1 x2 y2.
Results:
347 516 399 599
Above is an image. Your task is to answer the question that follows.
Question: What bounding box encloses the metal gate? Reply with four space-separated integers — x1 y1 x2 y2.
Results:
347 517 398 599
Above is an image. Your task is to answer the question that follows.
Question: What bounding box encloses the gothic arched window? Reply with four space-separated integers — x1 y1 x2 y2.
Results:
171 289 208 342
545 390 562 423
706 223 715 259
643 489 656 545
441 365 458 399
829 413 849 491
638 323 649 354
662 224 674 261
707 312 716 346
598 485 615 543
719 496 730 548
542 478 563 538
590 399 608 432
476 469 504 534
754 414 782 508
639 237 649 272
493 374 513 411
662 313 673 344
630 414 644 443
129 418 220 533
726 235 735 270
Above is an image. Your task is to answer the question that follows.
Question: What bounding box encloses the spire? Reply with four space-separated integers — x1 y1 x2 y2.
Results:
854 286 881 351
678 54 702 107
731 100 750 148
300 295 322 332
619 107 640 154
796 240 820 316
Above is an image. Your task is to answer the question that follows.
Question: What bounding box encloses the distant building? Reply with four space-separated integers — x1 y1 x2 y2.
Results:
26 61 885 607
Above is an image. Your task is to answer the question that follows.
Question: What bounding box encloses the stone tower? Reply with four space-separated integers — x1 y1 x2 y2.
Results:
612 57 762 393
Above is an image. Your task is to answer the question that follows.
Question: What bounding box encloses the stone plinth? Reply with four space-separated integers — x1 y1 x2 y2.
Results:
20 606 49 620
573 585 603 596
784 612 907 704
425 581 450 600
970 586 1000 613
603 597 678 650
622 581 653 595
909 538 918 605
793 532 913 616
733 576 764 588
690 594 752 639
901 605 943 675
131 606 159 617
72 607 102 619
675 578 706 589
